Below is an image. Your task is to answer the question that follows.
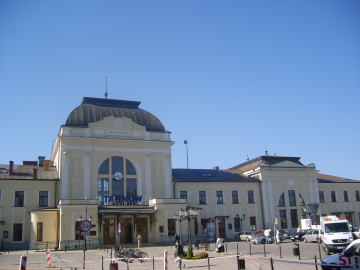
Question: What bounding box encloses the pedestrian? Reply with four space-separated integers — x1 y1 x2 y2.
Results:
276 229 281 244
137 234 142 248
216 235 224 253
175 240 185 268
297 226 301 233
264 228 270 244
175 233 180 247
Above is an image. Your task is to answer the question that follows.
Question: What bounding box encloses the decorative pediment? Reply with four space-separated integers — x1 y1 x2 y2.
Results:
269 160 304 168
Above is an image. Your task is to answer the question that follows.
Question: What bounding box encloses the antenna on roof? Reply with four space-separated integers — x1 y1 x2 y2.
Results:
184 139 189 169
247 153 249 161
104 76 108 99
265 143 268 155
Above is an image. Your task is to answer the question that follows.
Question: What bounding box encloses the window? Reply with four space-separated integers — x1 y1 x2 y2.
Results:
201 219 208 234
319 191 325 203
344 191 349 202
234 216 240 232
345 212 354 225
180 191 187 200
199 191 206 204
75 221 84 240
250 216 256 231
15 191 24 207
356 191 360 202
299 194 305 206
290 209 298 228
167 219 176 236
248 190 254 203
39 191 48 207
288 190 296 206
97 157 137 206
331 191 337 202
280 210 287 229
216 191 223 204
194 217 199 235
37 222 43 241
278 193 285 207
232 191 239 204
13 224 22 241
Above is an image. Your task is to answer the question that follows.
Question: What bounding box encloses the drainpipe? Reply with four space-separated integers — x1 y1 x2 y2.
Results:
259 181 265 229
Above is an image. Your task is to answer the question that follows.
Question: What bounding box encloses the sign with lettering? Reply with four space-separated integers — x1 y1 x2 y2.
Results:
103 195 143 203
80 220 92 232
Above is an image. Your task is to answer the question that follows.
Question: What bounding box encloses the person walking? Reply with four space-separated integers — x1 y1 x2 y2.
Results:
264 228 270 244
276 229 281 244
175 233 180 247
175 240 185 268
137 234 143 248
216 235 225 253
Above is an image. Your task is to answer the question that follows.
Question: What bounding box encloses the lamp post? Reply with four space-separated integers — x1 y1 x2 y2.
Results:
236 214 246 236
78 215 83 248
174 213 183 244
178 207 198 245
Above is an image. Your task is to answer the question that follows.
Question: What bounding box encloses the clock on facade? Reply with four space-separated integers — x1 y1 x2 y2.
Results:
114 171 123 180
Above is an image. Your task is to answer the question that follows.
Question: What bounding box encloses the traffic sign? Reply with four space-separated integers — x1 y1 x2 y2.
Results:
308 203 320 216
80 220 92 232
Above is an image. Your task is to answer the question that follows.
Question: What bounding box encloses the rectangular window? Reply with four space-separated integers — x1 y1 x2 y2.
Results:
280 210 287 229
319 191 325 203
98 178 109 205
232 191 239 204
345 212 353 226
343 191 349 202
288 190 296 206
278 193 285 206
199 191 206 204
127 178 137 205
331 191 337 202
247 190 254 203
194 217 199 235
356 191 360 202
37 222 43 241
167 219 176 236
15 191 24 207
216 191 223 204
201 219 208 234
13 223 22 241
180 191 187 200
250 216 256 231
75 221 84 240
234 216 240 232
290 209 298 228
39 191 48 207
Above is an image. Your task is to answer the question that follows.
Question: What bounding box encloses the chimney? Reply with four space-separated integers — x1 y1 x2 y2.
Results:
44 160 51 171
38 156 45 167
9 161 14 175
33 167 38 179
213 166 219 170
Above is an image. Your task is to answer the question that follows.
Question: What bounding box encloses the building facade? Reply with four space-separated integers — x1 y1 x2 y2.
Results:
0 97 359 249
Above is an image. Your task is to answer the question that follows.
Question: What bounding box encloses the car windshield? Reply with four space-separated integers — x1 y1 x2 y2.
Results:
325 223 349 233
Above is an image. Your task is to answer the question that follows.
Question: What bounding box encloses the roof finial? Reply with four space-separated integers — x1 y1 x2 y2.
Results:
247 153 249 161
105 76 108 99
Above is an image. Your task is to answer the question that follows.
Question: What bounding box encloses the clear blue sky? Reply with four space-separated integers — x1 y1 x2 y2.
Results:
1 0 359 180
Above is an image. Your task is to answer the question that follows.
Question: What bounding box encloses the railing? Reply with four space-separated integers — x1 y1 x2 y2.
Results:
158 234 212 246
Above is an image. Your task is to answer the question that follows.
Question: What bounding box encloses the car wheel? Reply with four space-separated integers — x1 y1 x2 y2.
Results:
328 266 341 270
304 238 307 243
323 245 331 255
246 237 250 242
261 239 266 244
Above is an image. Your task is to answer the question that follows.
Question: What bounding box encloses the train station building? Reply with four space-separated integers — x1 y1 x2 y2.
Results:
1 96 359 249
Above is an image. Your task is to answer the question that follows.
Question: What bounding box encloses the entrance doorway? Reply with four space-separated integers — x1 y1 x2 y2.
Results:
136 218 148 243
218 218 226 239
120 218 133 244
103 218 115 245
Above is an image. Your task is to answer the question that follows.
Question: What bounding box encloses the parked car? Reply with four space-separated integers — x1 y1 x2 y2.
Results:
303 229 321 243
291 229 310 242
251 231 277 244
352 227 360 239
277 230 287 242
279 229 293 239
234 231 253 241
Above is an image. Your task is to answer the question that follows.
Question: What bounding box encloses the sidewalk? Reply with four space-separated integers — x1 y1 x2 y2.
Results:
0 240 326 269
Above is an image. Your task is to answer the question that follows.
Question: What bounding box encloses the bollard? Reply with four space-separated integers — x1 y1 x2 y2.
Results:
315 255 318 270
279 244 282 258
153 257 155 270
19 255 27 270
270 258 274 270
249 243 252 255
46 250 51 267
237 242 239 254
164 250 168 270
263 244 266 257
208 257 210 270
102 256 104 270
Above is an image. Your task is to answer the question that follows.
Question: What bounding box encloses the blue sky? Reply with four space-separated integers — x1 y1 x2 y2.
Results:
1 0 359 180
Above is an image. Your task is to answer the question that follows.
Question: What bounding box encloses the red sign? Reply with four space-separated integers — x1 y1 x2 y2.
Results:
80 220 92 232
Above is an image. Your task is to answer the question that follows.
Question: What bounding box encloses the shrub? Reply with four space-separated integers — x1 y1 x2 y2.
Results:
193 252 209 260
185 247 193 259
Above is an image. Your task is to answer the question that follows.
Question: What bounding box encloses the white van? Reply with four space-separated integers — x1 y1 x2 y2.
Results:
321 239 360 270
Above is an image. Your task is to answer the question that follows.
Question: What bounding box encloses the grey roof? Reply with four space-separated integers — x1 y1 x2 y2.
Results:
172 168 258 183
65 97 165 132
229 155 303 172
0 163 59 180
317 173 360 183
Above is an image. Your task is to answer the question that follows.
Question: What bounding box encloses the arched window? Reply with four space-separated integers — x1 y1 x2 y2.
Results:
299 194 305 206
97 156 137 206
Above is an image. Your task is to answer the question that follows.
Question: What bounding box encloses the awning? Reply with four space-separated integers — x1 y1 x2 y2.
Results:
98 208 157 215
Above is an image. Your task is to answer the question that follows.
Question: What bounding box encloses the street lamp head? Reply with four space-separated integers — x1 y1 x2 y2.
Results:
243 214 246 219
236 214 239 218
78 215 83 221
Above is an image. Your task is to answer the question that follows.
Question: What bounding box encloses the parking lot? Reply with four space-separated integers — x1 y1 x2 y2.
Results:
0 239 332 269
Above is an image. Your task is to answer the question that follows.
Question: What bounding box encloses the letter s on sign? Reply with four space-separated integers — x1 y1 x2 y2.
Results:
339 255 346 265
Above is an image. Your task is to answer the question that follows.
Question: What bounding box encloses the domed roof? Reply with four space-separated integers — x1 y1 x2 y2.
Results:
65 97 165 132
